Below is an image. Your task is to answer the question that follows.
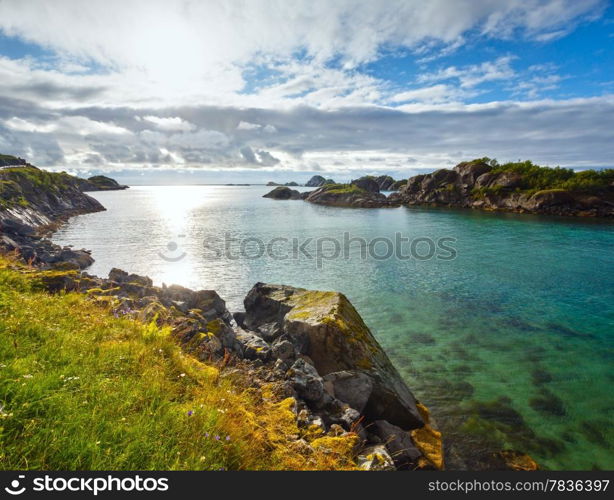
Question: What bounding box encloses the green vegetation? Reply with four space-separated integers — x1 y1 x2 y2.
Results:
320 183 365 195
471 158 613 196
0 256 358 470
0 167 76 208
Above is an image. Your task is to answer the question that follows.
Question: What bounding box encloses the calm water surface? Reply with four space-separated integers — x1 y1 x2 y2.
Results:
53 186 614 469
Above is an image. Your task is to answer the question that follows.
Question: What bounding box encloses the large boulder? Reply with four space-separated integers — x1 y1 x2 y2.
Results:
243 283 425 429
323 370 373 412
454 160 492 185
351 177 380 193
373 420 422 468
304 185 397 208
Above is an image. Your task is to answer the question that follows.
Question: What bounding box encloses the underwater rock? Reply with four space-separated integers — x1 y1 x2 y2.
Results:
529 389 566 417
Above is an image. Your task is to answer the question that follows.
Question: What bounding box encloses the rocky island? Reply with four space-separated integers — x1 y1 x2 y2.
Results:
391 159 614 217
264 158 613 217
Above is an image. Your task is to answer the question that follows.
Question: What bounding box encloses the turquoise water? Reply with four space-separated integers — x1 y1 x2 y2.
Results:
53 186 614 469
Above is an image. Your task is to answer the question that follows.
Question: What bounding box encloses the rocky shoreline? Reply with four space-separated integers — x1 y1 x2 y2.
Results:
1 161 544 471
1 165 447 471
264 160 613 216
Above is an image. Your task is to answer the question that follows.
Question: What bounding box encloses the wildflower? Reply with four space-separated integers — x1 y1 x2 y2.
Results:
205 433 210 438
215 435 220 441
225 436 230 441
187 410 193 417
179 373 186 378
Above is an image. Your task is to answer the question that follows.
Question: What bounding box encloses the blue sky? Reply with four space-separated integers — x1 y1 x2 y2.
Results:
0 0 612 183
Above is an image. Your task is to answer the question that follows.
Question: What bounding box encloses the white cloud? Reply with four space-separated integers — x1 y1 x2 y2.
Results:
236 121 261 131
389 84 473 104
142 116 196 131
419 56 517 88
0 0 611 173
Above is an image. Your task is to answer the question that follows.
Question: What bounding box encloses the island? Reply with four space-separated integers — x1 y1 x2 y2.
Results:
264 158 614 217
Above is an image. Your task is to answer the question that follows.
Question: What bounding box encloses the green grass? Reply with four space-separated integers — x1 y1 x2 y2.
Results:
469 158 613 197
0 257 358 470
320 183 365 195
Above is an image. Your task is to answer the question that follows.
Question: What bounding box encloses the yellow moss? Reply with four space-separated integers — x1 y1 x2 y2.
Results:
498 451 539 471
301 424 325 441
206 319 222 335
411 402 444 470
411 426 444 470
311 435 359 456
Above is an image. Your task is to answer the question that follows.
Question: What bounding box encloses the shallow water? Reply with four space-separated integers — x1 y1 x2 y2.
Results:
53 185 614 469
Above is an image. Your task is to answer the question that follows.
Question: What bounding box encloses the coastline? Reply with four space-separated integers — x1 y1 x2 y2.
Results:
0 168 448 471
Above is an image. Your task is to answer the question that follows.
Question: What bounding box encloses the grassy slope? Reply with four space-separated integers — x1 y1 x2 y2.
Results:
0 166 77 209
469 158 614 196
0 257 357 470
319 183 365 195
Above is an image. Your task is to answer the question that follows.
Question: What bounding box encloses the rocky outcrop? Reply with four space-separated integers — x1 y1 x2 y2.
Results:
0 154 27 167
374 175 396 191
351 177 380 193
263 186 303 200
0 166 106 231
305 184 399 208
242 283 425 429
391 160 614 217
74 175 129 192
1 161 128 269
306 175 335 187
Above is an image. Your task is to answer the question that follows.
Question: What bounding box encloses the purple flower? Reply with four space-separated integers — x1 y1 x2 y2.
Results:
215 435 220 441
187 410 193 417
205 432 210 438
225 436 230 441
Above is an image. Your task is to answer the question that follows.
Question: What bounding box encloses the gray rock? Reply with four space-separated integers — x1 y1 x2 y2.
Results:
272 338 296 362
373 420 422 468
289 358 324 403
351 176 380 193
235 328 271 362
323 370 373 412
338 407 361 430
243 283 424 429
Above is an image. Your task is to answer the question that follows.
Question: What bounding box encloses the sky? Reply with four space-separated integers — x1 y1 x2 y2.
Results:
0 0 613 184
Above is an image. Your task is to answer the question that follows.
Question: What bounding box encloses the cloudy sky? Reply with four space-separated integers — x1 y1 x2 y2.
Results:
0 0 613 183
